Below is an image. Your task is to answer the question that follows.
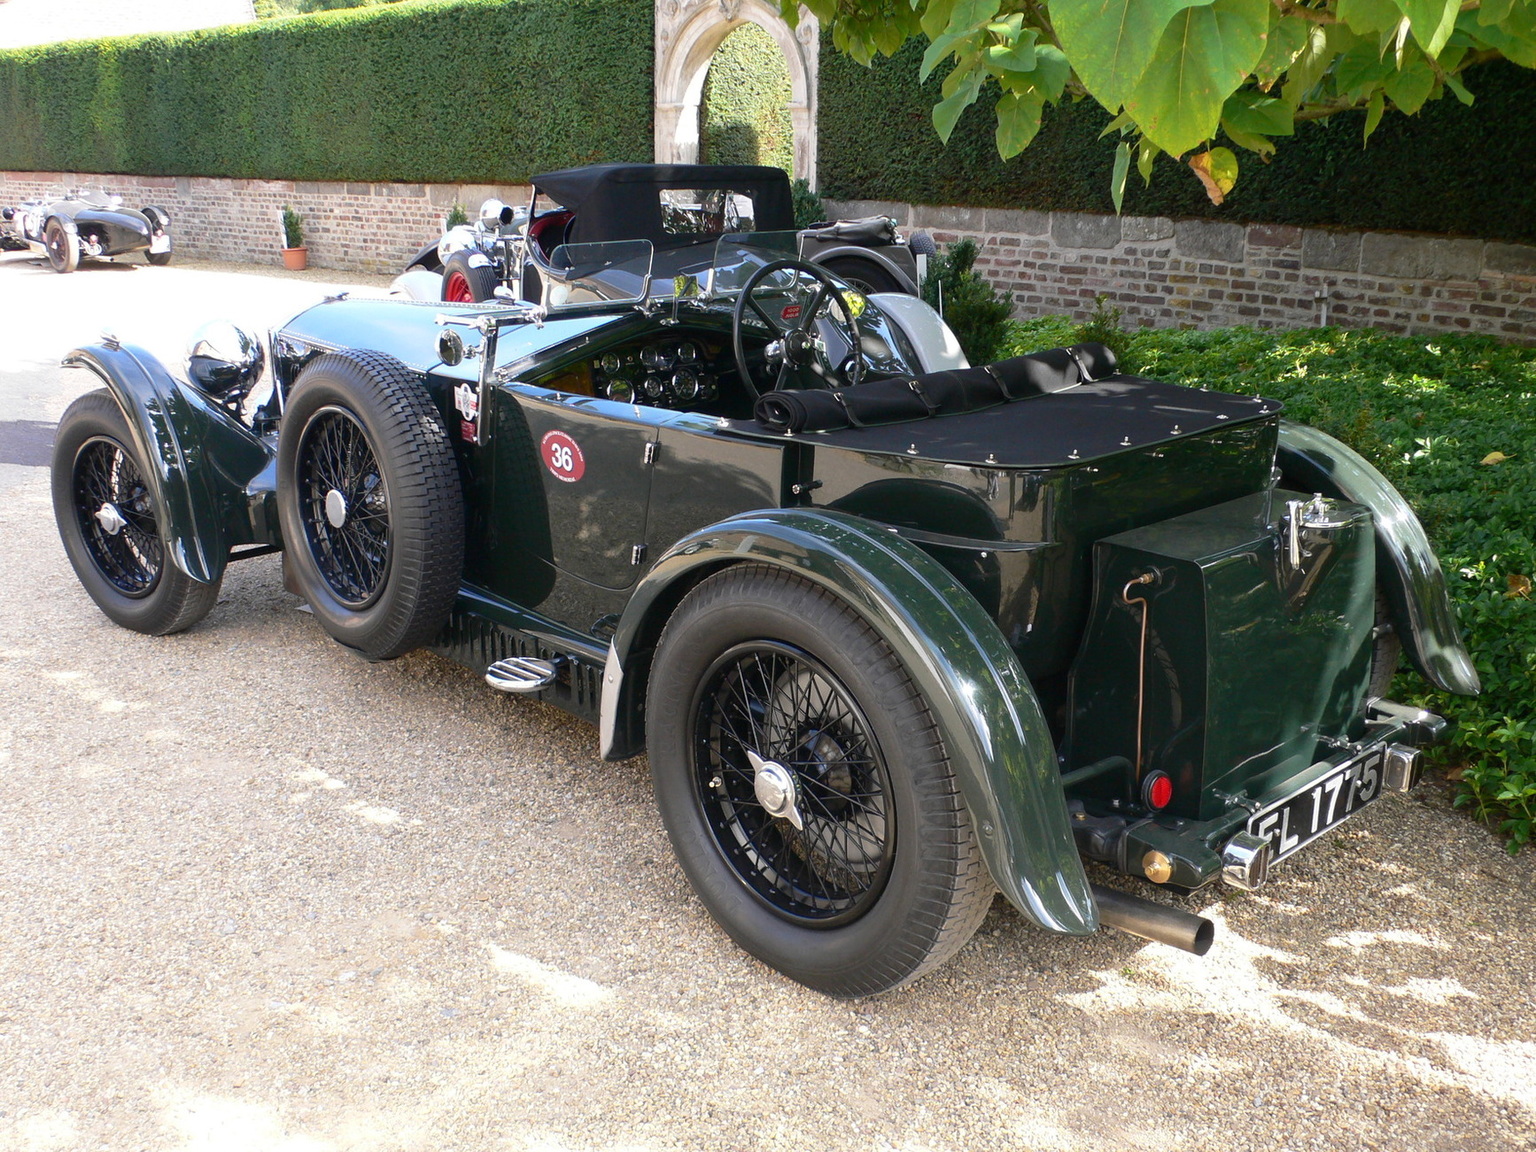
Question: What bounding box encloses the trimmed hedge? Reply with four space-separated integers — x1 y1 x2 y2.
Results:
0 0 653 184
819 39 1536 246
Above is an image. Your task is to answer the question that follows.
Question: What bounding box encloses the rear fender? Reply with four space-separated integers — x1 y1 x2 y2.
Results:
1277 420 1479 695
63 342 275 584
604 507 1097 937
805 244 920 294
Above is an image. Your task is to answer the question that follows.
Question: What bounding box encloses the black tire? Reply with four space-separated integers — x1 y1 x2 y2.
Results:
820 255 905 296
441 250 498 303
276 350 464 659
146 248 172 266
52 390 221 635
44 219 79 273
647 564 994 997
1368 588 1403 700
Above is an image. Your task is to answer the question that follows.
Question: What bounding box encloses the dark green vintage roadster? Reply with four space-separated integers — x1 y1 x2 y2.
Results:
51 206 1478 996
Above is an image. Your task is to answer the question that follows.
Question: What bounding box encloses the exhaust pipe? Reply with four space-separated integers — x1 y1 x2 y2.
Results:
1092 883 1215 956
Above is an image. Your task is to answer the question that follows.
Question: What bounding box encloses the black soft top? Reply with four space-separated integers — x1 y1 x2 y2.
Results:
531 164 795 246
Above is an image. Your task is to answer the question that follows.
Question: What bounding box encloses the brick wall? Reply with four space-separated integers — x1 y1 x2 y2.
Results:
7 169 1534 341
0 170 530 276
829 199 1536 344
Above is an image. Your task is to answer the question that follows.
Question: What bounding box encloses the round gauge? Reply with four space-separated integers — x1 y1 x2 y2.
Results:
640 345 673 371
643 373 667 400
675 341 700 364
599 352 623 374
671 368 701 401
603 378 634 402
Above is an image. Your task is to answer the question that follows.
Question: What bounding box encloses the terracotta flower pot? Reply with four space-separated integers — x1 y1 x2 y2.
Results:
280 246 308 271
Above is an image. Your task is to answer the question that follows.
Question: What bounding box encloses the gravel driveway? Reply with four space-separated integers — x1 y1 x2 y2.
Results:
1 250 1533 1152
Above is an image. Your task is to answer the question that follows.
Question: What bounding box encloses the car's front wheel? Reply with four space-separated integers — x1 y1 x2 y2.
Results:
44 219 79 273
441 251 497 303
647 564 994 997
276 350 464 659
52 390 221 634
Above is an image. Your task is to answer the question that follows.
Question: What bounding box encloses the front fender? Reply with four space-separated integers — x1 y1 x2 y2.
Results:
806 244 920 294
1277 421 1479 695
63 342 274 584
608 508 1097 937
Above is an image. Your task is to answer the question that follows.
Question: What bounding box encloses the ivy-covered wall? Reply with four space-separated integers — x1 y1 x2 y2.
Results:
0 0 654 184
699 22 793 174
819 39 1536 246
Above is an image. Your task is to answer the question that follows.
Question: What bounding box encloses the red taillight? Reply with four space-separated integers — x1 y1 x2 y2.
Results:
1144 772 1173 810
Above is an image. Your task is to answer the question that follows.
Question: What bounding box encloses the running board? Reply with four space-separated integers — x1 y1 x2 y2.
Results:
485 656 562 693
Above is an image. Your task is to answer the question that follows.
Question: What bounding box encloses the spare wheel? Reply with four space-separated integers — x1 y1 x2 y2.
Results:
277 350 464 659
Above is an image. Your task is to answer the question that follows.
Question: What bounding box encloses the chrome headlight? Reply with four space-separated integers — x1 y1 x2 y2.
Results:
186 321 265 401
479 198 514 227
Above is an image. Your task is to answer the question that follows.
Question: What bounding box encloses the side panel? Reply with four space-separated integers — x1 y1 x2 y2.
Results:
1277 421 1480 695
63 343 274 584
609 508 1097 938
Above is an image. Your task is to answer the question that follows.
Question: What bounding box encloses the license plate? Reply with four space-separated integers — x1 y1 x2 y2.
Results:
150 234 170 253
1247 747 1386 863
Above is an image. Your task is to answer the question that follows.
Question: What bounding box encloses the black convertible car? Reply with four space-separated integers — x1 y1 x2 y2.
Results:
1 188 172 273
50 219 1477 996
391 163 929 304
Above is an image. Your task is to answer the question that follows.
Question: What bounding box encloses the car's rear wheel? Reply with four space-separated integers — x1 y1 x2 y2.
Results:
647 564 994 997
820 255 904 295
44 219 79 273
276 351 464 659
146 248 172 266
441 251 497 303
52 390 221 634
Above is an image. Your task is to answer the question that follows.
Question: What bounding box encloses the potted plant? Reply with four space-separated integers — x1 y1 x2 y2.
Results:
280 205 307 271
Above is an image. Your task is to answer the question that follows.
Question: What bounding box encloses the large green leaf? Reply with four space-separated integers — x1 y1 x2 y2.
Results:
1051 0 1208 111
995 88 1045 157
1396 0 1459 57
1337 0 1406 36
1255 16 1311 88
1122 0 1271 156
1383 54 1436 113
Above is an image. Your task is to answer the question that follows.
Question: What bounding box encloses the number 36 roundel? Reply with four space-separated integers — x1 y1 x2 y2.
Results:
540 430 585 483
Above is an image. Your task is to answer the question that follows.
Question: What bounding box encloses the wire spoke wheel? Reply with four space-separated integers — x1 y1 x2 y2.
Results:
51 390 220 635
71 435 162 597
693 640 894 926
648 564 994 997
295 406 391 607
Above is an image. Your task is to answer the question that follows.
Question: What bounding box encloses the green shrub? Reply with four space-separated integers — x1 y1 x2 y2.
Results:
790 178 824 229
819 37 1536 246
281 205 303 248
0 0 654 183
921 238 1014 366
1075 294 1130 367
444 202 469 229
1112 324 1536 852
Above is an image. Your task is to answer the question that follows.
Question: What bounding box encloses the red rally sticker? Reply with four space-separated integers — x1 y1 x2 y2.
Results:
780 303 803 321
540 430 586 483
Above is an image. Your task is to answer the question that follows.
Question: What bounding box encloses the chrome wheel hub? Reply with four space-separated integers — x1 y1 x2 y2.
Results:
747 748 804 830
94 502 128 536
324 488 348 528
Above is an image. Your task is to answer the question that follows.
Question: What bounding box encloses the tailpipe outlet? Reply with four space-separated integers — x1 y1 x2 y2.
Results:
1092 883 1215 956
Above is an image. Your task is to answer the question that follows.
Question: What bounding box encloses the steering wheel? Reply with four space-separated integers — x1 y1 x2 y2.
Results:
731 259 864 400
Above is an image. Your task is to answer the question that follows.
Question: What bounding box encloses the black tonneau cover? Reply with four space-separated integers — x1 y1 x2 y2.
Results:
719 376 1280 469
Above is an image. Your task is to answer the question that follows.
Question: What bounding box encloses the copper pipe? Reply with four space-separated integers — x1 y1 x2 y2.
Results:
1121 571 1157 785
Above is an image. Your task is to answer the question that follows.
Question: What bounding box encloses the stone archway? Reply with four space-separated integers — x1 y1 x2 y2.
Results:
655 0 818 184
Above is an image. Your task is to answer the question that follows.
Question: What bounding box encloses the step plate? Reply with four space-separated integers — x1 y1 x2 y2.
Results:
485 656 559 694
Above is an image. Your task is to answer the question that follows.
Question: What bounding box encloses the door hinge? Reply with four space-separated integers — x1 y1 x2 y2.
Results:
631 543 648 566
643 441 657 466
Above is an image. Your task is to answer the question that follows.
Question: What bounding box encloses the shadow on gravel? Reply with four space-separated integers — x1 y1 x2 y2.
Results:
0 419 54 466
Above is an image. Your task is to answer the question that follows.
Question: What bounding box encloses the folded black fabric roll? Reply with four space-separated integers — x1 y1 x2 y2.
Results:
986 348 1080 398
754 389 852 433
1069 342 1119 380
907 367 1006 413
